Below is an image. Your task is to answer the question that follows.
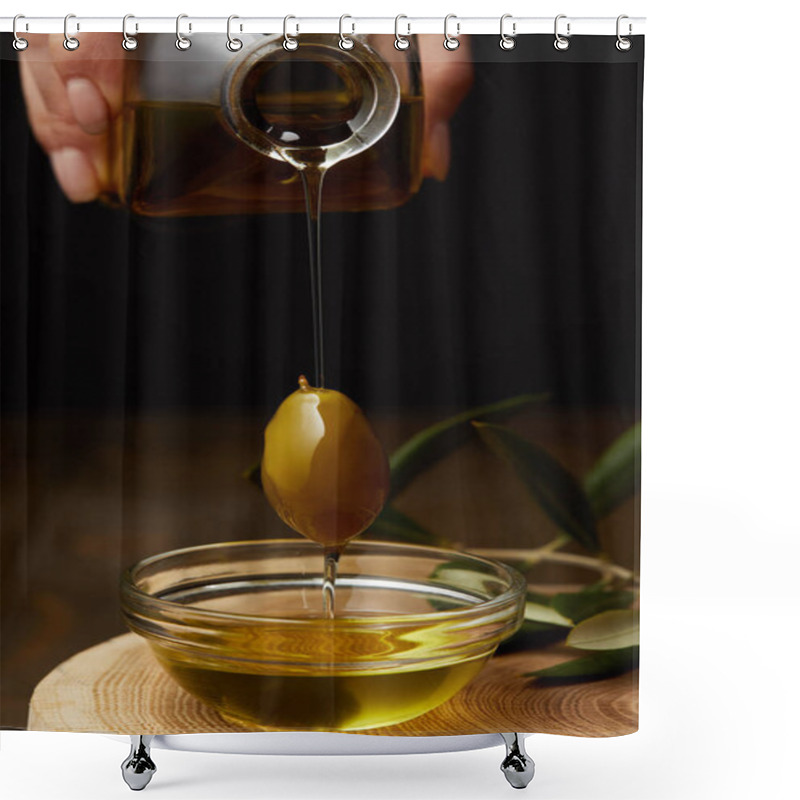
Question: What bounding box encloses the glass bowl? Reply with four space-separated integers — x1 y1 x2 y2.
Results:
121 540 526 731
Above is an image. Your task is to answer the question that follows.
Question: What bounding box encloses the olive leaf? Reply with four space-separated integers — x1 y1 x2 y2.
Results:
428 556 504 611
526 646 639 684
472 422 601 553
363 505 449 547
497 598 572 654
431 558 478 577
551 584 635 624
497 621 571 654
524 601 573 628
388 393 547 499
566 609 639 651
427 597 466 612
583 422 641 519
526 589 555 607
430 558 504 596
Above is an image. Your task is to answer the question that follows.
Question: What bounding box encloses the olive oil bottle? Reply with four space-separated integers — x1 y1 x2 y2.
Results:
106 34 424 217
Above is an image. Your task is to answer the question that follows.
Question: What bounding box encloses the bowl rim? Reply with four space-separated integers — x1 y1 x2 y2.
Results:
120 538 527 629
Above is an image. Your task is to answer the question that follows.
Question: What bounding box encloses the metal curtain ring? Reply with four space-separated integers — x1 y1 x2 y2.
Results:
394 15 410 50
554 14 570 51
63 13 80 51
122 14 138 51
175 14 191 50
283 15 299 51
339 14 355 50
443 14 460 51
12 14 29 51
616 14 632 51
499 14 516 50
227 15 243 51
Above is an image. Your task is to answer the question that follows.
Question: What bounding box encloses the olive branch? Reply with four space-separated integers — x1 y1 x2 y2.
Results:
245 395 641 683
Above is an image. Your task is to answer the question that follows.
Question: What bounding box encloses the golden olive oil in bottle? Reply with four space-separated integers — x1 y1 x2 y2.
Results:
116 95 423 217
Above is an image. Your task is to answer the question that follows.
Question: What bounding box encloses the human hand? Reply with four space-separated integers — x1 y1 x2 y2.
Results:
19 33 474 202
19 34 123 202
416 35 474 181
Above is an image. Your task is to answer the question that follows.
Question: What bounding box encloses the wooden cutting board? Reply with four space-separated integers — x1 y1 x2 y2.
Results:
27 633 637 737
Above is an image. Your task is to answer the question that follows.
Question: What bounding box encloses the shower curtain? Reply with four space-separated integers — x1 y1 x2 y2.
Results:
1 24 643 740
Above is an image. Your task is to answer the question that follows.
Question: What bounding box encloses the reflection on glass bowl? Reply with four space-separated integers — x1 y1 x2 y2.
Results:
121 540 525 731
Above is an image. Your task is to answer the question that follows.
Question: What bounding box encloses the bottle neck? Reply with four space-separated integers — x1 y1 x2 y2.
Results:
221 34 400 172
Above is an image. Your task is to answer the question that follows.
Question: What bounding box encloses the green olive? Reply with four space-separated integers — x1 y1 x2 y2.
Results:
261 376 390 547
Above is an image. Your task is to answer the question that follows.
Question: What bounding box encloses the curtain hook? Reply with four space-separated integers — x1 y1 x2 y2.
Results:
499 14 516 50
554 14 570 51
616 15 632 51
63 13 80 51
175 14 191 50
339 14 355 50
227 15 243 51
283 15 299 51
12 14 29 51
443 13 460 51
122 14 138 51
394 15 411 51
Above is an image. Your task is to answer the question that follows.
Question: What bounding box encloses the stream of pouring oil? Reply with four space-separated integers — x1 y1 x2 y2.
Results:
298 166 342 620
261 64 397 620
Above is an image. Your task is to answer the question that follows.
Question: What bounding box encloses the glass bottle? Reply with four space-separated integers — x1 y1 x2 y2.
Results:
107 33 424 217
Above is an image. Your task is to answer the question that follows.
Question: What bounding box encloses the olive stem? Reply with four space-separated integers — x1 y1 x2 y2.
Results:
322 546 341 619
471 540 638 584
470 532 569 570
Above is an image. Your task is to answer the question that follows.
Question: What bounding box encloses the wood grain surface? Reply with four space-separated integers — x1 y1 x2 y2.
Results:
28 633 637 738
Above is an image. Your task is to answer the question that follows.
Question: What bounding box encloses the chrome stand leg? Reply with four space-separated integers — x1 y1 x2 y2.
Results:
121 735 156 791
500 733 535 789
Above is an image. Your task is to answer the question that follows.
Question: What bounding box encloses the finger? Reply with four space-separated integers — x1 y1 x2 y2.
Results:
48 33 124 134
20 52 101 202
22 34 122 143
417 35 474 180
49 148 102 203
20 36 74 125
19 36 106 202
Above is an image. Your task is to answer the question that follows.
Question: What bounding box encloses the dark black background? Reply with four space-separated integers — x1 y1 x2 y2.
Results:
1 36 642 417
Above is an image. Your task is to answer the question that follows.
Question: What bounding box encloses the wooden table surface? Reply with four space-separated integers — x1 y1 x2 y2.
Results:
28 632 637 738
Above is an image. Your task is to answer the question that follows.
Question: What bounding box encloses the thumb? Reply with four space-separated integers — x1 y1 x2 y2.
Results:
417 35 474 181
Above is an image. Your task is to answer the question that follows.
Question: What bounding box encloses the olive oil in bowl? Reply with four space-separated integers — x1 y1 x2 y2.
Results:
150 609 491 731
121 541 526 731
